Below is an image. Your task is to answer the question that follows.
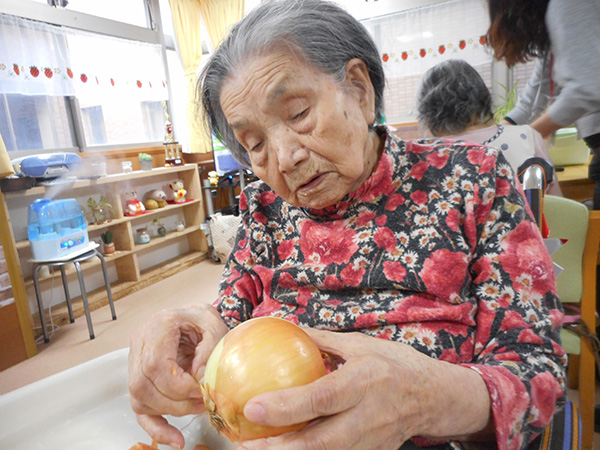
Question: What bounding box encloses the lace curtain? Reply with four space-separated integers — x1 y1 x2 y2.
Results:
0 13 168 101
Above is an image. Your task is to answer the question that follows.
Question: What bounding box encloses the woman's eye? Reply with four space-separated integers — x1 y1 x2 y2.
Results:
291 108 308 121
249 141 263 152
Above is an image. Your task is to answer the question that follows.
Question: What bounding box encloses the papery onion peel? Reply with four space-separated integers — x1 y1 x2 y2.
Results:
200 317 327 442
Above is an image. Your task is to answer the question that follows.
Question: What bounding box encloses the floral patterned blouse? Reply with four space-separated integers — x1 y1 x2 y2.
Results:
214 128 567 450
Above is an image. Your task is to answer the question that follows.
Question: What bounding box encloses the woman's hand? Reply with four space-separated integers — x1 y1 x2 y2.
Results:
128 304 229 449
237 328 493 450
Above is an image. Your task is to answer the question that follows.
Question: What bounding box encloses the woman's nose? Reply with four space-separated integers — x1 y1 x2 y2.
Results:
274 134 308 173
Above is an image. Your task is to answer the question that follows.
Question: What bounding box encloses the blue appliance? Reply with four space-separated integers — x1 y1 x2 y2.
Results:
28 199 89 261
12 153 82 179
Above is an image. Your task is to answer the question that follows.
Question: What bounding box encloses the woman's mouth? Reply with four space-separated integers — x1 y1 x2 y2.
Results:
297 173 327 194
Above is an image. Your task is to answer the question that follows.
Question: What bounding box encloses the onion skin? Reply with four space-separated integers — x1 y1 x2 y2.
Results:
200 317 327 442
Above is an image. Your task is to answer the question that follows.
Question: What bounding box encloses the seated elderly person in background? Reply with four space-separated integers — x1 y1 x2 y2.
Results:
416 59 562 196
128 1 566 449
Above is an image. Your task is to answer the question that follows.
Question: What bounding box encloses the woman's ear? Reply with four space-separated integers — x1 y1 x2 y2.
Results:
344 58 376 125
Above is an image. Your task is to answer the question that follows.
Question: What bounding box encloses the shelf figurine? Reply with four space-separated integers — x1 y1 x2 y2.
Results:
175 220 185 232
124 191 146 216
162 101 182 166
135 227 151 244
169 179 187 204
143 189 167 210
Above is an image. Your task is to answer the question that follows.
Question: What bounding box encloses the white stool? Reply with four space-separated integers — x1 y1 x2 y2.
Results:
32 248 116 341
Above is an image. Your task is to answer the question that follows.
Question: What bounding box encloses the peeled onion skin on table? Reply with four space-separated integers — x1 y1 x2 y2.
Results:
199 317 328 442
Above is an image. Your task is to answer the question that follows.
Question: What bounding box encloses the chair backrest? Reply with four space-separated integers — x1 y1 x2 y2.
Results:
543 195 589 304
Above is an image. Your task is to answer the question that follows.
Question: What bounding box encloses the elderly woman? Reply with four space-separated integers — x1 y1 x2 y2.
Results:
416 59 561 196
128 2 566 450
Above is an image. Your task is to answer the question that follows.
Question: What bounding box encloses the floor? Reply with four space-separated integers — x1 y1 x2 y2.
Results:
0 259 598 448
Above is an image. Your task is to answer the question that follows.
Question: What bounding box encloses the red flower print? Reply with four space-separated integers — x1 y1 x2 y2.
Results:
472 256 493 283
467 148 486 166
410 190 428 205
375 215 387 226
355 312 379 328
383 261 406 283
419 249 468 300
324 274 344 290
445 208 460 231
355 211 377 227
277 239 295 260
385 193 405 211
529 373 563 427
340 265 365 287
408 161 430 181
500 310 528 331
497 221 555 294
239 192 248 210
480 155 496 173
426 151 449 169
496 177 512 197
253 211 268 224
259 190 277 206
299 220 358 265
234 245 251 265
374 227 396 251
277 272 298 289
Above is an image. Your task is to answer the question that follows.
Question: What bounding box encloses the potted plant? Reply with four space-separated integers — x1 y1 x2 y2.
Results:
139 153 153 170
101 230 116 255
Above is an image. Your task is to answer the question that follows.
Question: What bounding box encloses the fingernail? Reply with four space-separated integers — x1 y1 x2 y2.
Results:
244 402 266 423
169 442 182 450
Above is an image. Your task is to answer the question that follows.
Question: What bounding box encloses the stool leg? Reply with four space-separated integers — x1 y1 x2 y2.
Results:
95 250 116 320
32 265 49 343
74 261 95 340
59 265 75 323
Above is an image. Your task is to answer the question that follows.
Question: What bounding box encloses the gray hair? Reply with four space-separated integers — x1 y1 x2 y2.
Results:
198 0 385 167
416 59 493 137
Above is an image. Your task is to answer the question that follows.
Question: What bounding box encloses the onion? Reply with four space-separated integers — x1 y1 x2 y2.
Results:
200 317 327 442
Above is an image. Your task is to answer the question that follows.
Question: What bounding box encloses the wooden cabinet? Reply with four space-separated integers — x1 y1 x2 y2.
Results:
5 164 207 331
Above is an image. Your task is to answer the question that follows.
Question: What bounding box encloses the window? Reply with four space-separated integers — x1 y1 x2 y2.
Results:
0 94 75 152
0 1 170 155
361 0 492 124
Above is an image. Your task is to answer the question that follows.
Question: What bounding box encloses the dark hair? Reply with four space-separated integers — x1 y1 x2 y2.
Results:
486 0 551 67
198 0 385 167
416 59 493 136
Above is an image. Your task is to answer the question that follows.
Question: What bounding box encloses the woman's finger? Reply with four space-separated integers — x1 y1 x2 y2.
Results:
243 357 370 426
136 414 186 450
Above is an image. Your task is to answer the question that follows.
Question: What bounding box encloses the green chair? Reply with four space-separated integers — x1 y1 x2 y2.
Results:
544 195 600 450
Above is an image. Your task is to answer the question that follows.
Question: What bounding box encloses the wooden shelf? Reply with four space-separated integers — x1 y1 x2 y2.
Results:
133 225 201 252
4 164 199 199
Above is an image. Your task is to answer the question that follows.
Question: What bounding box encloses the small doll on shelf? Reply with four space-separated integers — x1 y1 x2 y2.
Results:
124 191 146 216
169 180 187 204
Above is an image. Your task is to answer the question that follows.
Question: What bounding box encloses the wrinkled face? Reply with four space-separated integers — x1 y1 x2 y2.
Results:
220 50 383 209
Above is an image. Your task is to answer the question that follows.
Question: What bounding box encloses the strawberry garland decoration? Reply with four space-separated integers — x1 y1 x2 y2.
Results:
1 61 167 92
380 35 487 63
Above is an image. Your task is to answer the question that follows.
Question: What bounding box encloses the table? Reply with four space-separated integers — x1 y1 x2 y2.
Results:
556 156 594 202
